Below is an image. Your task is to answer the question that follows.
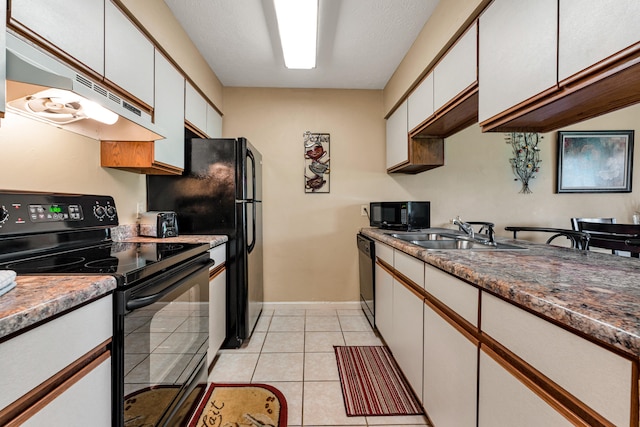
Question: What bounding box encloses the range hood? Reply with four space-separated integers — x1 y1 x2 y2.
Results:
5 33 165 141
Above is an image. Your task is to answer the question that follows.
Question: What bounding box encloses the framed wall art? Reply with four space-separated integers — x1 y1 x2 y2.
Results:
556 130 634 193
304 131 330 193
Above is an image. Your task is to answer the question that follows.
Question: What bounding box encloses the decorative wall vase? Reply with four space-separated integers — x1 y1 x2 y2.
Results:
304 131 330 193
506 132 542 194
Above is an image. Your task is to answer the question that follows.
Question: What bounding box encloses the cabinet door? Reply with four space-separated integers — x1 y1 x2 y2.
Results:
23 357 111 427
433 22 477 113
558 0 640 81
391 279 423 401
105 0 154 106
206 104 223 138
482 292 632 427
185 82 208 134
10 0 104 75
478 350 574 427
374 262 393 342
386 100 408 169
423 303 477 427
478 0 557 123
209 268 226 363
154 52 185 169
408 72 434 132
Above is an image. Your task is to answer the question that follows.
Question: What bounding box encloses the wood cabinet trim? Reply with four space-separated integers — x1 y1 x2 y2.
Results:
423 295 479 346
209 264 225 280
481 336 616 427
0 339 111 426
376 258 424 301
559 41 640 87
480 49 640 132
100 141 183 175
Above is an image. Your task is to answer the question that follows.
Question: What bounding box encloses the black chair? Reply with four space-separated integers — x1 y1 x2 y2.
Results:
571 217 617 254
576 221 640 258
504 226 590 250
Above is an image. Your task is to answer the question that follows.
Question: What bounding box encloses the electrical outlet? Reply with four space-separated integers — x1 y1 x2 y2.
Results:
136 202 144 219
360 205 368 217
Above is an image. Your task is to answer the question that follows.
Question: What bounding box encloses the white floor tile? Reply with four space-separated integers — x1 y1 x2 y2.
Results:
305 332 345 352
304 352 340 381
274 308 306 316
208 352 259 383
302 381 367 425
220 331 265 353
305 309 338 317
253 352 304 382
337 309 365 317
366 414 431 425
254 314 272 332
262 331 305 353
343 331 385 346
306 316 341 332
339 315 373 332
269 315 305 331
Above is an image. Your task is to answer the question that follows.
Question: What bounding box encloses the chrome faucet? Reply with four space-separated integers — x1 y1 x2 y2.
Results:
451 216 475 239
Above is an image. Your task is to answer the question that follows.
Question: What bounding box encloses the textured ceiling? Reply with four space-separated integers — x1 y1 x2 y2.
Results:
163 0 439 89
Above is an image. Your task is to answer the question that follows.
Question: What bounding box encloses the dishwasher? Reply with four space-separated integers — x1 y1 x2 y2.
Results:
357 233 376 328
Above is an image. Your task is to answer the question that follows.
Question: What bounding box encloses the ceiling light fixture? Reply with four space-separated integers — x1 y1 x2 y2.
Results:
273 0 318 69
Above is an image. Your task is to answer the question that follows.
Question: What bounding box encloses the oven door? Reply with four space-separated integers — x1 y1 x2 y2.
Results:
113 253 212 427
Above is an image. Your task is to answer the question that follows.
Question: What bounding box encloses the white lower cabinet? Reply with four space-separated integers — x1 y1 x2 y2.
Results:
374 262 393 342
423 302 477 427
478 349 574 427
482 291 632 426
390 279 423 401
23 356 111 427
208 244 227 368
0 296 112 425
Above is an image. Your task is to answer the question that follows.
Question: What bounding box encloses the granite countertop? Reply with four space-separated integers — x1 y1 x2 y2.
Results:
0 229 228 341
0 275 116 340
118 234 228 247
361 227 640 359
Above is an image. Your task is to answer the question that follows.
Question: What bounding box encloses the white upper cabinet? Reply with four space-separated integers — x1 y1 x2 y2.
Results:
385 100 408 169
185 82 208 135
433 22 477 113
10 0 105 75
154 52 185 169
558 0 640 82
206 104 223 138
105 0 154 107
407 72 434 132
478 0 557 123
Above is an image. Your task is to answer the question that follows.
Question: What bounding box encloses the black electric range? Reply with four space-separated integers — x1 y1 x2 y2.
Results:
0 191 213 427
0 191 209 286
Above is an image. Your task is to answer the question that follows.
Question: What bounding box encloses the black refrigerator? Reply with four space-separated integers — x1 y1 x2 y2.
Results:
147 135 263 348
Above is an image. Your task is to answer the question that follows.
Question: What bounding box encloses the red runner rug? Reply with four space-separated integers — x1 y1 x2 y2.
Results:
335 345 424 416
188 383 287 427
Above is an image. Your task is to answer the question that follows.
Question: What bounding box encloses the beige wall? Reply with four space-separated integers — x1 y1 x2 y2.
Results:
222 86 640 302
0 113 145 223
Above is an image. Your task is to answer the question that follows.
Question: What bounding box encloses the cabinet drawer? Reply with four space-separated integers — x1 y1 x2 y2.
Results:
0 296 112 410
425 265 478 327
209 243 226 267
375 241 393 265
23 356 111 426
482 292 632 427
394 250 424 288
479 350 574 427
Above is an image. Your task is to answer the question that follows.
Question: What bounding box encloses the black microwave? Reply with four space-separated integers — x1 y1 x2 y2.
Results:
369 201 430 231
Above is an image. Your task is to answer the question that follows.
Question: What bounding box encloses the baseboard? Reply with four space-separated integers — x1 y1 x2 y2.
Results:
262 301 361 311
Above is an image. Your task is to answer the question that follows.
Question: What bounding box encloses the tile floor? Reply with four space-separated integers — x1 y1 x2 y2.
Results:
208 305 430 427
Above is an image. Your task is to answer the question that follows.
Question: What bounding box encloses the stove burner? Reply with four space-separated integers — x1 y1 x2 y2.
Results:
7 256 87 272
84 258 119 273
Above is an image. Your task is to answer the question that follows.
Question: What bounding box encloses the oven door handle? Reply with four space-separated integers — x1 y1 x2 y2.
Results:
126 259 213 311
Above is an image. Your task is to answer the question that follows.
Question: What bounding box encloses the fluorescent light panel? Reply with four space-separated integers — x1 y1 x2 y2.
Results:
273 0 318 69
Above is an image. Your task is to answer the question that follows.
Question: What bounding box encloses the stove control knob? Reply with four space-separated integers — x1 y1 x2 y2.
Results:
0 206 8 224
94 205 106 219
106 206 117 219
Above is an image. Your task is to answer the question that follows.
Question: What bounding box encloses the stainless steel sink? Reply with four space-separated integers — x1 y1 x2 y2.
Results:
385 228 526 251
410 240 526 251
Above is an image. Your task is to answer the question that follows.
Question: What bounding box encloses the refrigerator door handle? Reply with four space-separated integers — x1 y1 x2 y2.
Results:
248 201 257 253
247 148 256 201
